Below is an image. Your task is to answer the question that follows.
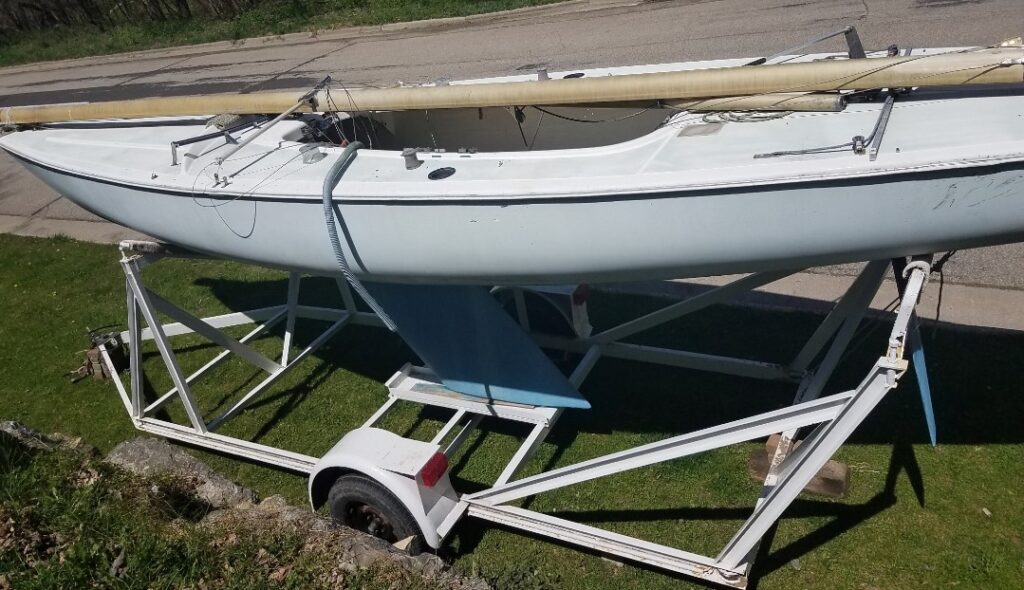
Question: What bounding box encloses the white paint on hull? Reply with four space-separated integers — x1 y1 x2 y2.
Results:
13 155 1024 284
3 49 1024 284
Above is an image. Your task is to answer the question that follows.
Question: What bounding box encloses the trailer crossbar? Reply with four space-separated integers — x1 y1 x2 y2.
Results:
467 390 855 505
461 261 928 586
106 241 370 449
467 504 735 585
98 239 936 589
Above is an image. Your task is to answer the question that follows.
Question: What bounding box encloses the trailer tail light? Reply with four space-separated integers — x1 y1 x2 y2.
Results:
419 452 449 488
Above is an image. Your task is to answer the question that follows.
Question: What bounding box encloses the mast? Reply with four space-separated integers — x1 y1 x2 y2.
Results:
3 47 1022 125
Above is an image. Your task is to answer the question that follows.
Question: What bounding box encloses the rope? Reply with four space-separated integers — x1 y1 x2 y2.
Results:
321 141 396 331
702 110 792 123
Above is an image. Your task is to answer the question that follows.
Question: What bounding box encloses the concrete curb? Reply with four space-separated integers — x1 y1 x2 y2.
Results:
606 272 1024 334
0 214 147 244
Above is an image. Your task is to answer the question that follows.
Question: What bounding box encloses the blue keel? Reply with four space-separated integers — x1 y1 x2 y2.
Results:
907 319 937 447
890 257 937 447
363 283 590 409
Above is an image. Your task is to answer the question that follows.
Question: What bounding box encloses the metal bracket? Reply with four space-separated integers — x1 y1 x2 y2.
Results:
844 26 867 59
170 121 253 166
215 76 332 171
868 93 896 161
746 25 867 66
402 147 424 169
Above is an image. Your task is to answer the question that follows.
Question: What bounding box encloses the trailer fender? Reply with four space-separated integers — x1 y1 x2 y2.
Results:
308 427 459 549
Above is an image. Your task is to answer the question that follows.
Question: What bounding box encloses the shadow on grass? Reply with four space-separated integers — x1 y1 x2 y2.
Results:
437 430 925 589
184 274 1024 445
748 429 924 586
135 273 1023 582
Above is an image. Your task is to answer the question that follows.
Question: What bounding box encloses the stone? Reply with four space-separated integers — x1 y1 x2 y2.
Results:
747 433 849 498
0 421 52 450
3 425 489 589
105 437 256 508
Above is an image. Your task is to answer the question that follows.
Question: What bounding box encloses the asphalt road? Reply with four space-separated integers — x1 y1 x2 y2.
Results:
2 0 1024 288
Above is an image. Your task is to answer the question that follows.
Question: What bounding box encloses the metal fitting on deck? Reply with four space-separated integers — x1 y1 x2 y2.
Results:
402 147 424 170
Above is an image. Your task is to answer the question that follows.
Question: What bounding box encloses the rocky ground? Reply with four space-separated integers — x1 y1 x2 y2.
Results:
0 421 488 590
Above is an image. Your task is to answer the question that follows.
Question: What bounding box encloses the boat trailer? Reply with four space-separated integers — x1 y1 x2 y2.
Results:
99 240 934 588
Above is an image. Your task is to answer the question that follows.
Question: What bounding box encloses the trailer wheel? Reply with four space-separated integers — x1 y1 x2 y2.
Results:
327 473 424 554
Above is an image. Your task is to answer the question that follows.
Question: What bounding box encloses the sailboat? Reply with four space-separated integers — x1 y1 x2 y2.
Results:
2 42 1023 286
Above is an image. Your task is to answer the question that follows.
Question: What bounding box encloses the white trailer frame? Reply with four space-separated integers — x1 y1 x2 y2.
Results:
100 240 932 589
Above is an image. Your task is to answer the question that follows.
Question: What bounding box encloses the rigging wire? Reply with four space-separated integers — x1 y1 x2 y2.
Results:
188 146 312 238
321 88 352 145
754 139 857 159
424 109 439 149
530 104 658 123
528 108 546 150
753 91 896 159
325 82 378 149
671 45 1003 134
511 104 662 149
317 45 1005 155
744 45 992 98
520 47 1005 137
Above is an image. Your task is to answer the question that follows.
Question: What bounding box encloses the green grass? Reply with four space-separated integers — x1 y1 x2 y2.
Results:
1 232 1023 589
0 1 562 68
0 432 452 589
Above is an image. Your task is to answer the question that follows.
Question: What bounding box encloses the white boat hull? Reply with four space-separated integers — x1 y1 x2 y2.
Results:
3 49 1024 284
11 153 1024 284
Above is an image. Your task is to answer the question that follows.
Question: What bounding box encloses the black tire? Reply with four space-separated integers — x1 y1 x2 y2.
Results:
327 473 425 554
